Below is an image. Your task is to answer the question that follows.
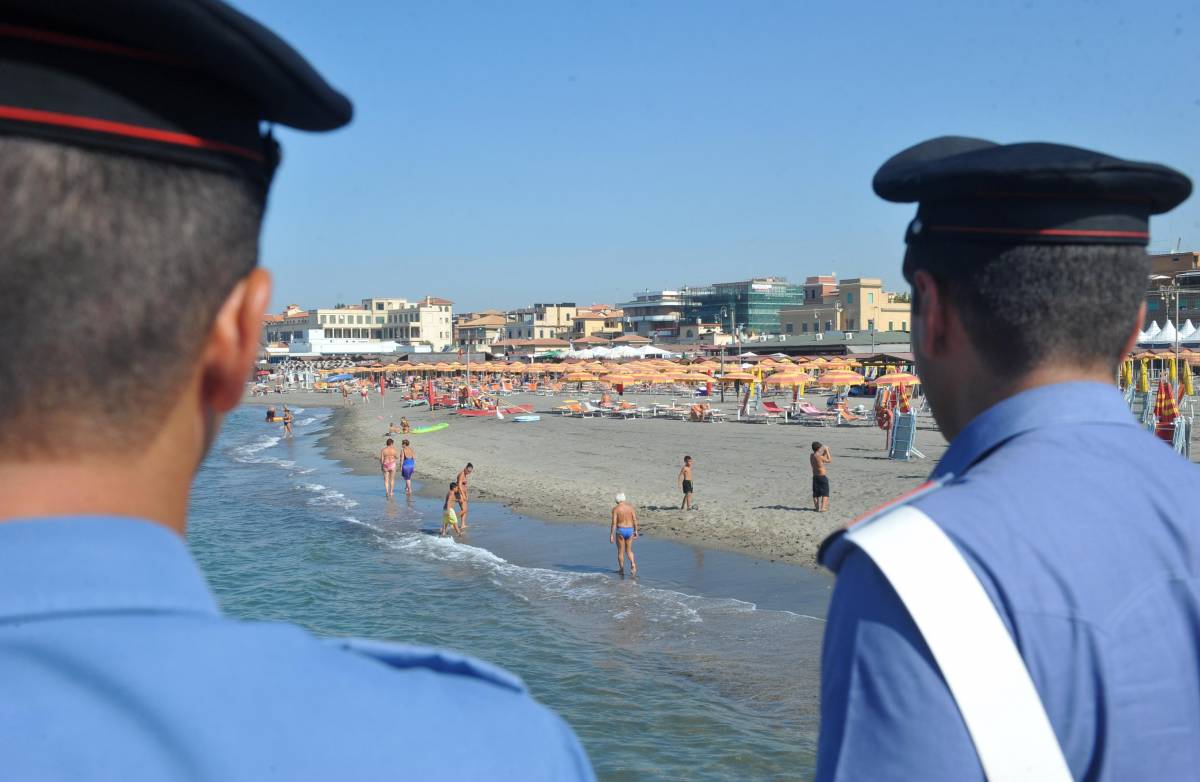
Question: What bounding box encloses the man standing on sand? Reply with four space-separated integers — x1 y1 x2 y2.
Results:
442 481 464 538
678 456 695 511
380 438 398 499
816 138 1198 780
609 493 639 577
456 462 474 528
810 442 831 512
0 4 592 778
400 439 416 497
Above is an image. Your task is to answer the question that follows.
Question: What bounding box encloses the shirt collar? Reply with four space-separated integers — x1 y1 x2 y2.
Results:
0 516 219 624
931 381 1137 481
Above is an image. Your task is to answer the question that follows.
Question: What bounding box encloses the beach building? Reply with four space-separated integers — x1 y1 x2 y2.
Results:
380 296 455 351
683 277 807 337
571 306 624 340
504 302 578 340
779 277 911 335
455 313 509 351
1145 250 1200 329
619 289 688 340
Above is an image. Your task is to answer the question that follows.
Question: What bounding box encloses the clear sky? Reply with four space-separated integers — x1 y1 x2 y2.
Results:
238 0 1200 313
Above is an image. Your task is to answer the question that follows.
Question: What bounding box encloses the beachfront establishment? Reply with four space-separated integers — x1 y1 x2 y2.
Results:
619 289 689 340
779 277 911 335
504 302 579 341
262 296 456 357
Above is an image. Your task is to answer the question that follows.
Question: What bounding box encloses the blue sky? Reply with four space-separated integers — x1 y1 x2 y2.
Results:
238 0 1200 313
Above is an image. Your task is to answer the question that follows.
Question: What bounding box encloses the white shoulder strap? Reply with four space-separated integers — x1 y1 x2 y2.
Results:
846 506 1073 782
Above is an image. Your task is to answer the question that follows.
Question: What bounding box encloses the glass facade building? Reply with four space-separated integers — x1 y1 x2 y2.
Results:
683 278 807 336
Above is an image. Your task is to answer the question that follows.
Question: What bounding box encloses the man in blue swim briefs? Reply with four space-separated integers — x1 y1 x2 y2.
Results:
400 439 416 497
609 493 639 577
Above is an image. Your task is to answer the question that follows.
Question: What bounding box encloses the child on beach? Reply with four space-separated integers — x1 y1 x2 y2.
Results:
810 442 831 512
678 456 695 511
441 481 463 538
380 438 398 499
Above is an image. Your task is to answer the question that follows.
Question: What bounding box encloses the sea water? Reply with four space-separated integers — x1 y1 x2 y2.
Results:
189 406 830 780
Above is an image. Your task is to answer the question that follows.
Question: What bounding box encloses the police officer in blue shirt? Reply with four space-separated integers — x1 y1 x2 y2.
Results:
0 2 593 779
816 137 1198 780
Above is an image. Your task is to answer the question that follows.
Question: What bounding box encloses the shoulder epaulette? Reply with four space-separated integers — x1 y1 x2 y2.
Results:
327 638 527 694
818 478 948 573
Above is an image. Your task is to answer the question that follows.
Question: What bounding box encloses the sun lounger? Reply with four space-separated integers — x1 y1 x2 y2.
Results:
761 401 789 422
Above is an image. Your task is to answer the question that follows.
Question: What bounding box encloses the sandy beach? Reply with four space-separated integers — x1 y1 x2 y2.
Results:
245 388 949 566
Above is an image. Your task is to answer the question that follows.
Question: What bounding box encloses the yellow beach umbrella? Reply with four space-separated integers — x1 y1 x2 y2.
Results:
816 369 864 386
1137 359 1150 393
1185 366 1195 396
672 372 716 383
874 371 921 386
718 371 756 382
762 372 812 385
562 371 597 382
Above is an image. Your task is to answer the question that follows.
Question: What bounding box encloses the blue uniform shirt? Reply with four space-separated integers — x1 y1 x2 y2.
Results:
0 516 594 781
817 382 1200 781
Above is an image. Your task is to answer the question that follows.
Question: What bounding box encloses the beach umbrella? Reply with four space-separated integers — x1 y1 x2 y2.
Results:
672 372 716 383
717 371 756 382
874 371 921 386
562 371 597 382
1185 366 1196 396
1169 356 1178 382
762 371 811 385
815 369 864 386
1137 359 1150 393
1155 376 1179 422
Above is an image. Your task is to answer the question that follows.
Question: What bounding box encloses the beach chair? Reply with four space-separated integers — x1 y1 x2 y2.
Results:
580 401 605 417
792 400 837 426
555 400 582 415
761 401 789 422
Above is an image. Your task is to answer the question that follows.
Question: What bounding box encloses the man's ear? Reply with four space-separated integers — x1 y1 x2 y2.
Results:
201 268 272 414
912 269 950 359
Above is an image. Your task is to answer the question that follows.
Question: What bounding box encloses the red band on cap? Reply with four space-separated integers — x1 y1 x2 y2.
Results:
930 225 1149 239
0 105 264 162
0 24 186 66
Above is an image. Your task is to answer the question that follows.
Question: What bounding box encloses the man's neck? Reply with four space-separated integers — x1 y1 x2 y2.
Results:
0 455 192 535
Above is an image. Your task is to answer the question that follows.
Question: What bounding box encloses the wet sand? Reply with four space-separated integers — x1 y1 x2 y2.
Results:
245 389 948 566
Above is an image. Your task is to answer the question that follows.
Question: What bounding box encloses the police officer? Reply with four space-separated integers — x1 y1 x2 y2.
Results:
0 2 592 779
816 137 1198 780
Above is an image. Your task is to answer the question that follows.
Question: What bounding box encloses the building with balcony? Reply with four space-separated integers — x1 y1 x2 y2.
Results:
571 306 624 339
779 277 911 336
505 302 578 341
1145 251 1200 329
455 313 509 351
619 290 687 339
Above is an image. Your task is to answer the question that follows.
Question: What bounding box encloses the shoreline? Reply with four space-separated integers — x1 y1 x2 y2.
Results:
245 390 948 567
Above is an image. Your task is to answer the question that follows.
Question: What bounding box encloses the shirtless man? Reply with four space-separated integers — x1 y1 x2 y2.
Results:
455 463 474 528
399 439 416 497
380 438 399 499
341 383 350 406
609 493 639 576
810 441 832 512
282 406 294 438
441 481 464 537
678 455 695 511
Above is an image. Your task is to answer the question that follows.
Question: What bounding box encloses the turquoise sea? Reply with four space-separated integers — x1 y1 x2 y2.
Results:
189 406 830 780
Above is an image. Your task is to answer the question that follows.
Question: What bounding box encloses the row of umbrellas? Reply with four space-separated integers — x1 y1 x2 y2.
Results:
316 358 920 387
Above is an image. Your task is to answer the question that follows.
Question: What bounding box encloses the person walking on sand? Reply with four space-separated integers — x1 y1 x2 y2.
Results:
811 442 831 512
609 493 639 577
456 463 474 528
678 456 695 511
380 438 398 499
282 406 294 438
441 481 464 538
400 439 416 497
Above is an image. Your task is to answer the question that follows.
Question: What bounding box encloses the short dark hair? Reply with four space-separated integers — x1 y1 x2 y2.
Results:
0 138 263 456
684 455 692 462
812 442 822 452
465 463 474 469
401 439 409 446
450 481 458 488
386 438 394 445
904 242 1146 377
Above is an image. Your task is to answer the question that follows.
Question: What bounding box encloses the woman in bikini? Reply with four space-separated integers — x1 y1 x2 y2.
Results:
380 438 398 499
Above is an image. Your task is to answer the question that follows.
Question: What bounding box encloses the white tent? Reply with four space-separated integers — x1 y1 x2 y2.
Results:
737 351 759 358
1143 321 1162 341
1153 320 1178 345
1179 319 1197 340
636 345 677 358
605 345 642 359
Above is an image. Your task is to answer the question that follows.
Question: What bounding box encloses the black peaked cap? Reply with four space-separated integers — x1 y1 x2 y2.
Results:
0 0 353 187
874 136 1192 246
